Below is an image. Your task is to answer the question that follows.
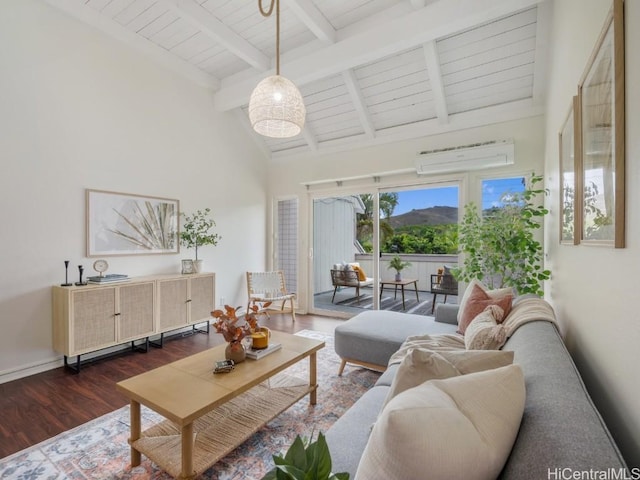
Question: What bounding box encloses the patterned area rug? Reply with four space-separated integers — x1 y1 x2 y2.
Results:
0 330 380 480
337 293 437 315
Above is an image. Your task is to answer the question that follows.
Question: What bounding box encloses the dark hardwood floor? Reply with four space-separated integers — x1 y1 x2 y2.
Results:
0 313 344 459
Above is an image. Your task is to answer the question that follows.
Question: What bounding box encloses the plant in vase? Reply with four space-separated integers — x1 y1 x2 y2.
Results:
179 208 221 273
387 255 411 282
211 302 271 363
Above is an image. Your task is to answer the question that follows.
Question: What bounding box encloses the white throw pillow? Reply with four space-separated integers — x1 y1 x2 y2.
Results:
382 347 514 408
355 365 526 480
465 304 508 350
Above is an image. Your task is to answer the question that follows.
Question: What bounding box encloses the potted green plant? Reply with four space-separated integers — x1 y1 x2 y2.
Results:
179 208 220 273
388 255 411 281
262 431 349 480
455 174 551 295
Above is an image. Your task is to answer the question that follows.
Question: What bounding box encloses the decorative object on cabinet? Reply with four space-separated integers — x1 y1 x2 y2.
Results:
179 208 221 273
87 258 130 284
61 260 72 287
52 272 215 372
578 0 625 247
181 259 194 274
75 265 87 286
92 259 109 277
86 189 179 257
87 274 130 284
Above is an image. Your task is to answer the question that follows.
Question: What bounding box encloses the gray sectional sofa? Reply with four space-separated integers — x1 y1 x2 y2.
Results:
326 303 628 479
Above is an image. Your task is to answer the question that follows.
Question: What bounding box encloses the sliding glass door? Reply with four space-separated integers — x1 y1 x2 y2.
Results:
310 183 459 317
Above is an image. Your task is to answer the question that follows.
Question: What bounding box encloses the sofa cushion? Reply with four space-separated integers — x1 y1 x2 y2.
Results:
500 321 628 477
326 385 389 477
334 310 457 369
440 265 457 289
458 281 513 334
382 348 514 407
465 304 508 350
355 364 526 480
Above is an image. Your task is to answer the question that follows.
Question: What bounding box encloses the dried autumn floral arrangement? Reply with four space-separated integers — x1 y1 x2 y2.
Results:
211 301 271 343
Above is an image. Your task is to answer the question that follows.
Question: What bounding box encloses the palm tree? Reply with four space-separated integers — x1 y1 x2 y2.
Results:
356 193 398 251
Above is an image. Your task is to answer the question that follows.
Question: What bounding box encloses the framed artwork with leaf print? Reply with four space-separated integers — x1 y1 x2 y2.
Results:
86 189 180 256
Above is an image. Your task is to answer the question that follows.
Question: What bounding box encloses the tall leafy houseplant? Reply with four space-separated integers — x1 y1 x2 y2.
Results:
456 174 550 296
180 208 220 263
262 432 349 480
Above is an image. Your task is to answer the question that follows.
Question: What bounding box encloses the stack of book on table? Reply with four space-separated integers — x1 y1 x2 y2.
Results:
87 274 130 284
246 342 282 360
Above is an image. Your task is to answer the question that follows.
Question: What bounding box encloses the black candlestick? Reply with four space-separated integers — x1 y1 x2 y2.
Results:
61 260 72 286
75 265 87 286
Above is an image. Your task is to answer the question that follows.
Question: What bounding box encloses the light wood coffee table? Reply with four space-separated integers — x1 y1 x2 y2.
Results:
116 331 324 479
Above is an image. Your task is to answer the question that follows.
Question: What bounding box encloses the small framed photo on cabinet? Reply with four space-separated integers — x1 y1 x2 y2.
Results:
181 259 194 274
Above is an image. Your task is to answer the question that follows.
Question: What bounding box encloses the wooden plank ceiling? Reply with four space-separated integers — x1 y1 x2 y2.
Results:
43 0 549 158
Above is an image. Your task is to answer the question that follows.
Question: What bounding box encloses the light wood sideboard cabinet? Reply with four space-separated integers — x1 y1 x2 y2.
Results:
156 273 215 332
52 273 215 371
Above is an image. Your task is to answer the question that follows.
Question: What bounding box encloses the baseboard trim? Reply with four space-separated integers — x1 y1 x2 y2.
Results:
0 323 212 384
0 357 63 384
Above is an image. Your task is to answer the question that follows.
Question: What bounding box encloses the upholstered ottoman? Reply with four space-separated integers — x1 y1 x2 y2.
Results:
334 309 458 375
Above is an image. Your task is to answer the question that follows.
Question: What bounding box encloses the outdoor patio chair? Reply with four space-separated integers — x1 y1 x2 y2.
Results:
246 270 296 322
330 264 374 303
429 271 458 313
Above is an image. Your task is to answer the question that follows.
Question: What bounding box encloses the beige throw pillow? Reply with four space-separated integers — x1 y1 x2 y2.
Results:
465 304 508 350
382 347 514 408
355 365 526 480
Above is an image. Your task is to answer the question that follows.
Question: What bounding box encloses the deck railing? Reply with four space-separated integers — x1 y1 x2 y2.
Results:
354 253 458 292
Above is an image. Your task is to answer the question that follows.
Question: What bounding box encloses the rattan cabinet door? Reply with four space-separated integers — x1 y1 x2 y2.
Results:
119 282 155 341
157 278 189 331
189 274 215 324
72 288 117 353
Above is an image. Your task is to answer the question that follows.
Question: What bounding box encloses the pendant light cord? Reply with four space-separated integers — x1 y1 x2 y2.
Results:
258 0 280 75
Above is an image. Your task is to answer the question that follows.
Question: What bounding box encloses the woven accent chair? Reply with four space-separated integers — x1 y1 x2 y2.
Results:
246 271 296 322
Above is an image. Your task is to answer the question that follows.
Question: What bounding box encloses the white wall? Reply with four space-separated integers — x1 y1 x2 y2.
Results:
268 116 546 312
543 0 639 467
0 0 269 381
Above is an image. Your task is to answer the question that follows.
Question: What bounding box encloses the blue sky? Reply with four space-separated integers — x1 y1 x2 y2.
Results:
392 177 525 215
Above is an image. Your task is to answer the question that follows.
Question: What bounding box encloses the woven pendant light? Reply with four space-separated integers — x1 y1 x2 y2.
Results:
249 0 306 138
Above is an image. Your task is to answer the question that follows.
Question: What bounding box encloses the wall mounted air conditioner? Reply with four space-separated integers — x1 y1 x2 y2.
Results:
415 139 515 175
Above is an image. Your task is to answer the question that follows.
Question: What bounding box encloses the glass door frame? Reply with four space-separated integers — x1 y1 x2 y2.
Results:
307 177 463 317
307 186 381 318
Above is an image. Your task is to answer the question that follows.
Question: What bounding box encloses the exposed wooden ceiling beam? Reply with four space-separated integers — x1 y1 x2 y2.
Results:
272 99 544 159
532 2 550 106
342 70 375 139
160 0 270 71
288 0 336 44
422 41 448 124
215 0 545 111
302 125 319 151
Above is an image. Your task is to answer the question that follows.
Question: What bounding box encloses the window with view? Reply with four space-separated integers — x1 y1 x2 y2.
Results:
356 186 459 255
481 177 527 214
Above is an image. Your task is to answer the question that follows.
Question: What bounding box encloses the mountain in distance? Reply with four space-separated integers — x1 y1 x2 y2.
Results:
387 206 458 228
